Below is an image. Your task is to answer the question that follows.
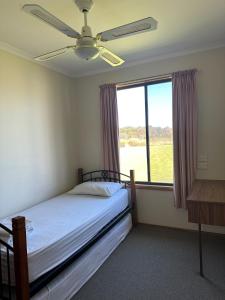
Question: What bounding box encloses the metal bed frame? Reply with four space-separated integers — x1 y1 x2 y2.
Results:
0 168 136 300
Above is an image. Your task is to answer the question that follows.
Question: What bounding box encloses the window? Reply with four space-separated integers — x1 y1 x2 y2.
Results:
117 79 173 185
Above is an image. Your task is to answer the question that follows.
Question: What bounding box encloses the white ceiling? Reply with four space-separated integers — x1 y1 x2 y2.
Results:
0 0 225 78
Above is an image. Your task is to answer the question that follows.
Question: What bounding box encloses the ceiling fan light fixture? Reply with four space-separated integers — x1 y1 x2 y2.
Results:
74 46 99 60
75 36 99 60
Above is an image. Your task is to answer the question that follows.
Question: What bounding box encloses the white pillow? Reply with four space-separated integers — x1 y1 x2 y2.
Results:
68 181 124 197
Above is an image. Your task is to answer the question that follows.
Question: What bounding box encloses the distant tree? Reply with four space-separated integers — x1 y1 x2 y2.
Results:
120 126 172 140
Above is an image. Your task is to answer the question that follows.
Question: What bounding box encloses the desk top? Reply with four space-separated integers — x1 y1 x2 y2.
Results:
187 179 225 204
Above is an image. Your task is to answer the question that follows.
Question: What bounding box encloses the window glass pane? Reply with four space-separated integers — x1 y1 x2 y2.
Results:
117 87 148 181
147 82 173 183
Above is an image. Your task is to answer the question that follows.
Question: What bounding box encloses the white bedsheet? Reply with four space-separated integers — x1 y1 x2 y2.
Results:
0 189 129 283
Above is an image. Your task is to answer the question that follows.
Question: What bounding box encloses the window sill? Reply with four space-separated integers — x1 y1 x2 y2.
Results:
135 184 173 191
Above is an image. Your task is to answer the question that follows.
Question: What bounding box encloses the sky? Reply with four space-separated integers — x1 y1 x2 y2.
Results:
117 82 172 128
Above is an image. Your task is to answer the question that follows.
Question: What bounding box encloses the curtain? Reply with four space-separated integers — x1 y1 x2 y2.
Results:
100 84 120 172
172 69 197 209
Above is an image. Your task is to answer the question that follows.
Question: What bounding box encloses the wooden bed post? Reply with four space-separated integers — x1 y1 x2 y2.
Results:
130 170 137 225
12 217 29 300
78 168 83 184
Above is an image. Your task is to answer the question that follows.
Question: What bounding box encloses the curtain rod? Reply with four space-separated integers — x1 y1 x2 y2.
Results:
116 73 172 88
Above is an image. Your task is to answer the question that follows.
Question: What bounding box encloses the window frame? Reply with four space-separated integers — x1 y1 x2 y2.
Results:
117 78 173 187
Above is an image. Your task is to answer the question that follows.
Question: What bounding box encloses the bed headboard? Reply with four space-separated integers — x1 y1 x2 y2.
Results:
78 169 132 185
77 168 137 224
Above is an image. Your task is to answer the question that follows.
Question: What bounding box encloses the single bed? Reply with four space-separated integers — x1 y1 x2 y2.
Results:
0 169 137 300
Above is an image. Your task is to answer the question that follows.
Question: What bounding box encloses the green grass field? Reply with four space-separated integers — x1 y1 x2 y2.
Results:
120 143 173 183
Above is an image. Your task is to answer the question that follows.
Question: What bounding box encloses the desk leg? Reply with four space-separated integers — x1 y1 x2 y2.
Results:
198 223 204 277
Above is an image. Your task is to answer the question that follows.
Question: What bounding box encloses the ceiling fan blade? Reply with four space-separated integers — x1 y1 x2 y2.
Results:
97 17 157 42
34 46 75 61
23 4 81 39
98 46 124 67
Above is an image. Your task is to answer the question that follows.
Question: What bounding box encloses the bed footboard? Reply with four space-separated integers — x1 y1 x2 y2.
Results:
0 217 29 300
12 217 29 300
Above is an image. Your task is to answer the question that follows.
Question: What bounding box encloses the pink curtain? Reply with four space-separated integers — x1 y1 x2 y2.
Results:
172 69 197 209
100 84 120 172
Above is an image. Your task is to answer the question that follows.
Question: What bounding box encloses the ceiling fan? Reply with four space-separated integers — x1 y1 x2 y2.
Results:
23 0 157 67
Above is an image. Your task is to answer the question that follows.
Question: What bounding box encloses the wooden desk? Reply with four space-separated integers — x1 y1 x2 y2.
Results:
187 179 225 276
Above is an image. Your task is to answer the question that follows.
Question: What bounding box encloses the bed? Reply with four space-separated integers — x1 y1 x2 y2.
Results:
0 169 137 300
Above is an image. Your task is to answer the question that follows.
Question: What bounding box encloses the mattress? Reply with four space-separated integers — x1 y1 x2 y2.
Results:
32 214 132 300
0 188 129 283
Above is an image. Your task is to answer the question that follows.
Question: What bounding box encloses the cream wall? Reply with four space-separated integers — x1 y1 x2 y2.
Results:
73 47 225 233
0 50 77 219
